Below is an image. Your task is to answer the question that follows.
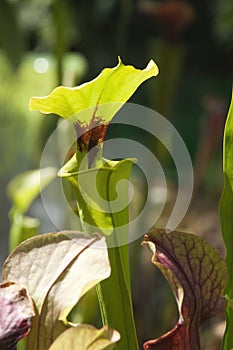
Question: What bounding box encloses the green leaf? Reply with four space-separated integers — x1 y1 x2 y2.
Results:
48 325 120 350
2 232 110 350
219 91 233 349
142 229 228 350
7 167 57 251
59 156 139 349
7 167 57 215
29 58 158 123
0 282 35 350
8 214 40 252
59 156 136 239
63 53 88 86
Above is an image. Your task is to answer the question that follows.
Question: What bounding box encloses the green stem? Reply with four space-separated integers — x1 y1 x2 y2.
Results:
83 187 139 349
81 217 139 350
52 0 68 85
96 243 139 350
98 160 139 349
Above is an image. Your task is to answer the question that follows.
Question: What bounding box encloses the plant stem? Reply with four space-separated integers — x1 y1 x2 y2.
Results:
81 161 139 349
96 242 139 350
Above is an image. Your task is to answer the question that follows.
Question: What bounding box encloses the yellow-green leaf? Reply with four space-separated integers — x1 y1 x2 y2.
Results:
219 92 233 349
29 58 158 124
48 325 120 350
7 167 57 215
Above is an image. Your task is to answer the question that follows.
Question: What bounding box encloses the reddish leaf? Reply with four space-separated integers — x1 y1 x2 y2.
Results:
0 282 35 350
142 229 228 350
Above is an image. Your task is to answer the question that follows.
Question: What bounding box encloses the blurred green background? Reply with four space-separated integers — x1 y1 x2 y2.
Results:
0 0 232 348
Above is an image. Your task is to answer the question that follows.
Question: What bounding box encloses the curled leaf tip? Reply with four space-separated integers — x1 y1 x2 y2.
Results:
146 59 159 74
117 56 122 64
142 228 228 350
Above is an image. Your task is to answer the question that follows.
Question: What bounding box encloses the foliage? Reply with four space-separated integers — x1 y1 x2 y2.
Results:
219 92 233 349
2 232 113 350
29 58 158 350
7 168 56 215
0 59 230 350
7 167 57 251
48 326 120 350
29 57 158 123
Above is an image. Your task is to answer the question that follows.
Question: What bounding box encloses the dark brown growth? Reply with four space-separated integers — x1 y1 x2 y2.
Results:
76 121 109 153
75 117 109 167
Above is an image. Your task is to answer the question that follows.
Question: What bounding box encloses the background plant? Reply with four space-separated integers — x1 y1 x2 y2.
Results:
0 0 232 348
